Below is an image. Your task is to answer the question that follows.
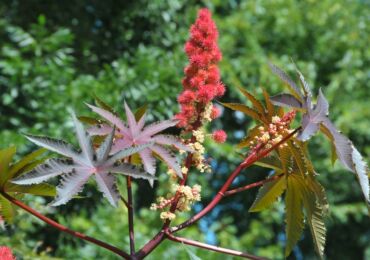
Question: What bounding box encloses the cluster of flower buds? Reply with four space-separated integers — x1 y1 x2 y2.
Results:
0 247 15 260
176 8 225 131
249 111 296 150
190 129 210 173
150 184 202 221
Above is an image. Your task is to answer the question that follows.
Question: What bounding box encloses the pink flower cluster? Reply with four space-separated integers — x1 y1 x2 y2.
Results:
0 247 15 260
176 8 225 130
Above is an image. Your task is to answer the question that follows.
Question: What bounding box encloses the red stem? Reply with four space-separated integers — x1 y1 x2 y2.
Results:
171 127 299 233
127 176 135 256
136 127 300 258
166 232 267 260
224 174 283 197
0 191 130 259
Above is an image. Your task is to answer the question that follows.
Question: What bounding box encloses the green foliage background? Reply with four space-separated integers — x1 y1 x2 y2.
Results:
0 0 369 259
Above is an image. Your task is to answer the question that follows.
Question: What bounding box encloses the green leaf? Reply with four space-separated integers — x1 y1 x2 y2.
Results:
262 88 275 119
238 87 266 115
285 175 305 257
13 158 49 178
134 104 148 121
78 116 102 125
221 102 263 122
277 146 292 173
254 156 283 173
319 125 337 165
8 148 46 179
94 94 115 113
249 175 286 212
0 146 17 186
0 194 16 223
302 179 327 259
287 141 309 176
7 183 56 197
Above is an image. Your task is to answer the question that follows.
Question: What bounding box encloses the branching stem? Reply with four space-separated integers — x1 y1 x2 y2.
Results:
166 232 267 260
0 191 130 259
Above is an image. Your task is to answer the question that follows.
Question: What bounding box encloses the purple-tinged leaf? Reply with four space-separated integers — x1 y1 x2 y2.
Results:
295 68 313 97
51 170 92 206
137 112 146 131
95 172 120 207
89 102 185 181
268 62 303 100
86 104 130 136
310 89 329 122
139 149 156 175
111 138 133 154
96 127 115 162
107 163 155 181
87 124 113 136
124 101 139 135
297 114 320 141
321 119 353 171
321 118 369 202
153 135 192 152
71 111 93 165
12 159 74 185
25 135 83 164
105 142 154 165
351 146 369 202
270 93 302 109
140 120 178 138
297 89 329 141
152 145 182 178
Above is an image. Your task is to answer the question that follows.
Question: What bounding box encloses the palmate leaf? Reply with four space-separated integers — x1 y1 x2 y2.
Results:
13 113 155 207
249 175 286 212
270 62 369 203
87 102 189 179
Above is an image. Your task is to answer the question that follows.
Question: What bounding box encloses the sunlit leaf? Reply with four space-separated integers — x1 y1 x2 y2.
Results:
249 175 286 212
238 87 266 115
285 175 305 257
0 146 16 186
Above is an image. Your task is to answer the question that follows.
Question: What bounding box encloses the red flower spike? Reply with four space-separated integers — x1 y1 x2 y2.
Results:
176 8 225 131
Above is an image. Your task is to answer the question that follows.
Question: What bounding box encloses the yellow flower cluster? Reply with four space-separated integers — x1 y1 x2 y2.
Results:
249 115 295 150
172 184 202 212
190 129 210 173
150 184 202 221
201 103 213 124
160 211 176 221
